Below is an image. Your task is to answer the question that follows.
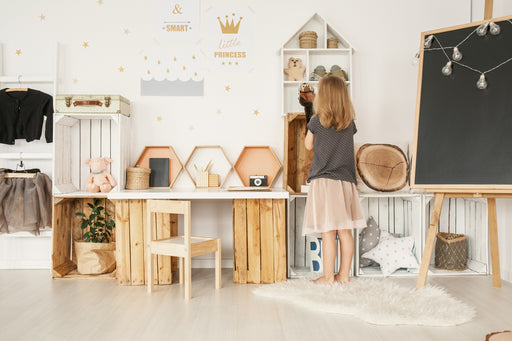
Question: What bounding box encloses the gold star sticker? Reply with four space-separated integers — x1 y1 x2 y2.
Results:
188 125 195 131
222 62 225 65
123 28 130 35
166 68 170 73
144 56 147 60
157 60 161 64
156 116 163 122
225 85 231 92
173 57 177 61
15 49 22 56
97 0 103 4
182 66 186 70
235 62 239 65
118 66 125 72
216 109 222 115
82 41 89 48
192 55 196 59
228 62 232 65
72 78 79 83
252 110 260 116
147 70 150 75
39 14 46 21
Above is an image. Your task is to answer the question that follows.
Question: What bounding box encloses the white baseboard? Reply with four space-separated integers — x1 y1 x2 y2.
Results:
0 260 51 269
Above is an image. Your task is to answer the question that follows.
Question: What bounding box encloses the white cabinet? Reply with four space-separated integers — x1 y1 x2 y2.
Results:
281 13 354 115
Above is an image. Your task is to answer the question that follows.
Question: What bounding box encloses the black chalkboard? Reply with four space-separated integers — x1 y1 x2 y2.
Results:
412 16 512 190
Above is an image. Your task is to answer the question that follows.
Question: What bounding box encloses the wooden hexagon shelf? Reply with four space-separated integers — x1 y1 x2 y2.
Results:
134 146 183 188
184 145 233 188
234 146 282 187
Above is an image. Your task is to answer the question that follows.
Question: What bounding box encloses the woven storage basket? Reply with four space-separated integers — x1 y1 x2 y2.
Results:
126 167 151 190
327 37 339 48
434 232 468 270
299 31 318 48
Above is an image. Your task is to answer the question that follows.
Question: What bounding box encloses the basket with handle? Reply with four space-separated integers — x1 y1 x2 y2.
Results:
434 232 468 271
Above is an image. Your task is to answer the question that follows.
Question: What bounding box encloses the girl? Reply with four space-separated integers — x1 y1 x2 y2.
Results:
302 75 366 284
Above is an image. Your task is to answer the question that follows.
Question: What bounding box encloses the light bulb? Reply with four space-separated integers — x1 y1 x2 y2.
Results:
476 22 489 36
476 74 487 90
452 47 462 61
489 22 501 35
424 35 434 48
441 61 452 76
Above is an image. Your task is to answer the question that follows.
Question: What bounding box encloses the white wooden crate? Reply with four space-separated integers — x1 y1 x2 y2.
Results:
424 196 489 275
53 113 130 195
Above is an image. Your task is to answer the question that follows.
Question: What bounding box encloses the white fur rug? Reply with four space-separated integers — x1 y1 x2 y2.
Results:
252 278 476 326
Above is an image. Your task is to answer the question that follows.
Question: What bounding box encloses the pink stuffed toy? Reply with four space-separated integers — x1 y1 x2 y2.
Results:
85 157 117 193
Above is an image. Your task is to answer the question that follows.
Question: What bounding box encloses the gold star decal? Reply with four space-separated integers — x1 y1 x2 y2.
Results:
123 28 130 35
72 78 79 84
147 70 150 75
182 66 186 70
192 55 196 59
97 0 103 4
118 66 125 72
157 60 161 64
222 62 225 65
225 85 231 92
82 41 90 48
235 62 239 65
194 72 198 76
252 110 260 116
144 56 147 60
173 57 177 61
15 49 22 56
216 109 222 115
188 125 195 131
228 62 232 65
156 116 163 122
167 68 170 73
39 14 46 21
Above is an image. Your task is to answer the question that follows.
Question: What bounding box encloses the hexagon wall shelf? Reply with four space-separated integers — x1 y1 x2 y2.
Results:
184 145 233 188
134 146 183 188
234 146 282 187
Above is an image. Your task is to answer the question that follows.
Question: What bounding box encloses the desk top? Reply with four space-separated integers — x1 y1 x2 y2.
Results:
56 188 290 200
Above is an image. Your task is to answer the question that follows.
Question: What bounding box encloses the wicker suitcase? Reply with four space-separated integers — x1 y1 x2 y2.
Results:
55 95 130 116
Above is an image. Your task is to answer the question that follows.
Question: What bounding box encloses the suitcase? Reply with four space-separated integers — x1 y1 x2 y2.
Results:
55 95 130 116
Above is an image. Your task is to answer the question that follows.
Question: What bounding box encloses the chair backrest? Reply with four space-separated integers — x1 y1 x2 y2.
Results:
146 200 191 247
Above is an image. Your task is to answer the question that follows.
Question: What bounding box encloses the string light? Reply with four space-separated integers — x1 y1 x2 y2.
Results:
424 19 512 90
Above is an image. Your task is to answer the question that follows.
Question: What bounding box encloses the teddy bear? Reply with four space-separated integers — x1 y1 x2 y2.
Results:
85 157 117 193
298 83 315 134
284 57 306 81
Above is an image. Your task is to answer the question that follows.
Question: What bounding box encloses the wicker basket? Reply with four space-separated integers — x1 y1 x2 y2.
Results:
299 31 318 48
126 167 151 190
434 232 468 271
327 37 339 48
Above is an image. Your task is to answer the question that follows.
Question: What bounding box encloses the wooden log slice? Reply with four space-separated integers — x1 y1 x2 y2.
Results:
356 144 409 192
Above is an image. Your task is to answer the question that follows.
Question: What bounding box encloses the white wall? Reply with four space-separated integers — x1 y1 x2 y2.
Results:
0 0 511 280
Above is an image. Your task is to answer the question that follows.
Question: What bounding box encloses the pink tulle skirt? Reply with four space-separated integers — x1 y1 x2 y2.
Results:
302 178 366 236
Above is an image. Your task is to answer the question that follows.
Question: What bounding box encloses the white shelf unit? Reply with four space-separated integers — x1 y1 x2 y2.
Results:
280 13 354 115
53 113 131 195
287 193 490 278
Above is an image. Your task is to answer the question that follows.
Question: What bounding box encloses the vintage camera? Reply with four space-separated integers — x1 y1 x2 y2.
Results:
249 175 268 187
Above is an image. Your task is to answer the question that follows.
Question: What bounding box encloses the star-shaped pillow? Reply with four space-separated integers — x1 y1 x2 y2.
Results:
361 233 419 276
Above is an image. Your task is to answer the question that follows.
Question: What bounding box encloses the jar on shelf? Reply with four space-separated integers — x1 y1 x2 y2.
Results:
299 31 318 48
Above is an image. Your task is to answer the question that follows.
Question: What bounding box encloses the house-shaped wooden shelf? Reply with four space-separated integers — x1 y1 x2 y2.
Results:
234 146 282 187
134 146 183 188
184 145 233 188
281 13 355 115
284 113 313 194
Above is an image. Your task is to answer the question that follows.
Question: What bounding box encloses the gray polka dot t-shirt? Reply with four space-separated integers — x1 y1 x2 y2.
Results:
307 115 357 184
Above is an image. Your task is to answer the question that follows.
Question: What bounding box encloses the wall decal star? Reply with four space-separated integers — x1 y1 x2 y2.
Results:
252 109 260 116
216 109 222 115
39 14 46 21
118 66 125 72
225 85 231 92
123 28 130 35
15 49 22 56
72 78 79 84
82 41 90 48
156 116 163 122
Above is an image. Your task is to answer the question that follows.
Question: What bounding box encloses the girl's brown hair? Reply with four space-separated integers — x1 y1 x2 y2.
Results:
313 75 355 131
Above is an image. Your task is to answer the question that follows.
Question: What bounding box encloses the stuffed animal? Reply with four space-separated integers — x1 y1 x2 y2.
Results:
309 65 327 81
85 157 117 193
298 83 315 134
329 65 349 81
284 57 306 81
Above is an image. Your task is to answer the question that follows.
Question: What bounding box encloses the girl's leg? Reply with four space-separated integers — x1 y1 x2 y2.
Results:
335 229 354 283
314 230 337 284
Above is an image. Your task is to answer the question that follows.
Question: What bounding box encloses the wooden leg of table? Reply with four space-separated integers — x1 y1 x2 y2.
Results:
487 198 501 288
416 193 445 289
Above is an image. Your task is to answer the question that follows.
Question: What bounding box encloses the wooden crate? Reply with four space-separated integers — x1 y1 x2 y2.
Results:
52 197 117 279
232 199 287 283
114 199 178 286
53 113 130 195
284 113 313 194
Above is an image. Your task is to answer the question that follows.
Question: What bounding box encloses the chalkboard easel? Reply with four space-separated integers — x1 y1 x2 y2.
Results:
412 3 511 289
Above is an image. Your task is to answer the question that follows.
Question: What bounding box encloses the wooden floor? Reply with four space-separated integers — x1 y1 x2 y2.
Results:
0 269 511 341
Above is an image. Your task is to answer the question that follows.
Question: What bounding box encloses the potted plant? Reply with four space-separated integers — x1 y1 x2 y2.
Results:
74 198 116 275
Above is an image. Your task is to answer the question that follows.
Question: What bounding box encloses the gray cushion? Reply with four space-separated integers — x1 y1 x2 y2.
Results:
359 217 380 267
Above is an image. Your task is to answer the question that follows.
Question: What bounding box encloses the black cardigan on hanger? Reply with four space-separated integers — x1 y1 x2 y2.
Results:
0 88 53 145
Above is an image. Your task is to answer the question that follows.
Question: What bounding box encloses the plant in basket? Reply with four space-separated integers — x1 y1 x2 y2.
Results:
74 198 116 275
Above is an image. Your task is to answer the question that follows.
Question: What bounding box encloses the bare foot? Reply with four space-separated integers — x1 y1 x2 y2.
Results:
313 276 335 284
334 274 350 284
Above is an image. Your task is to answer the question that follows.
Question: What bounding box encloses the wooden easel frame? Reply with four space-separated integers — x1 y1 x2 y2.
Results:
413 1 507 289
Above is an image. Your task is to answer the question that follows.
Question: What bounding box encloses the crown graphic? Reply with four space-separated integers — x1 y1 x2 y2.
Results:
217 13 243 34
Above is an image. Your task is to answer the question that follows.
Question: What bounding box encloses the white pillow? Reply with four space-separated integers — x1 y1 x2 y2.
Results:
361 233 419 276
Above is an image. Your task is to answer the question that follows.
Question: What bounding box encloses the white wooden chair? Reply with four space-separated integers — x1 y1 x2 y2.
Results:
146 199 221 299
